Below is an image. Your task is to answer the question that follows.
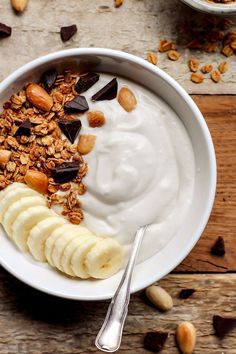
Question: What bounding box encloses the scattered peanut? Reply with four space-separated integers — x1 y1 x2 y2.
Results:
188 59 199 72
145 285 173 311
118 87 137 112
218 61 229 74
191 73 204 84
77 135 96 155
211 70 221 83
159 40 176 53
24 170 49 194
26 83 53 112
221 45 234 57
168 50 180 61
114 0 123 7
201 64 213 74
147 52 158 65
87 111 106 128
176 321 196 354
11 0 28 12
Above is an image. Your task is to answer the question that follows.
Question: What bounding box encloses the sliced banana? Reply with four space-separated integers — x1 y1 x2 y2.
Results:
45 224 80 267
52 227 94 272
28 216 68 262
71 237 100 279
85 238 124 279
0 187 40 222
60 234 93 276
0 182 27 202
3 196 46 237
12 206 55 252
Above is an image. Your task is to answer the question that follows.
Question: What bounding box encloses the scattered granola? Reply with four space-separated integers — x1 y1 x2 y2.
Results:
159 40 176 53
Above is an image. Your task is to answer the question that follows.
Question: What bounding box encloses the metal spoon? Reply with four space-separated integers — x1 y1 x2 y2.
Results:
95 225 149 353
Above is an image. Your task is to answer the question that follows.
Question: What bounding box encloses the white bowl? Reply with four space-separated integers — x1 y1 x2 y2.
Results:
180 0 236 15
0 48 216 300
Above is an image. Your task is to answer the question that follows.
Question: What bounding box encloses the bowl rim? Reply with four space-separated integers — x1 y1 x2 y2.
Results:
180 0 236 15
0 48 217 300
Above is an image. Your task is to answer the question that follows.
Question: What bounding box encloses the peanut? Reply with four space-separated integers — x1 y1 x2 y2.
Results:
118 87 137 112
77 135 96 155
145 285 173 311
87 111 106 128
176 321 196 354
11 0 28 12
24 170 49 194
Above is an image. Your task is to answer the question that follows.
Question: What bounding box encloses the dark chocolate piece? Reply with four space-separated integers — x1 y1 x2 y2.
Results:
211 236 225 257
58 119 82 144
64 96 89 113
0 23 12 38
144 332 168 353
213 315 236 339
75 72 100 94
52 161 80 184
60 25 77 42
92 78 118 101
14 119 31 137
41 69 57 91
179 289 196 299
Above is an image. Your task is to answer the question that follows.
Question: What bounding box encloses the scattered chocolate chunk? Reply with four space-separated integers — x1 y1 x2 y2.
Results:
41 69 57 91
213 315 236 339
0 23 12 38
92 78 118 101
179 289 196 299
144 332 168 353
60 25 77 42
52 161 80 184
14 119 31 137
58 119 82 143
211 236 225 257
75 72 100 94
64 96 89 113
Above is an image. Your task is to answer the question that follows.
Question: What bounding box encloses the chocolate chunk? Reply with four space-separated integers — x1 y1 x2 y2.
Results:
213 315 236 339
52 161 80 184
14 119 31 137
92 78 118 101
211 236 225 257
58 119 82 143
64 96 89 113
41 69 57 91
60 25 77 42
75 72 100 94
0 23 12 38
179 289 196 299
144 332 168 353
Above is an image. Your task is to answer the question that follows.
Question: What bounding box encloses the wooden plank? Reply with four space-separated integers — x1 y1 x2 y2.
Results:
176 95 236 273
0 0 236 94
0 269 235 353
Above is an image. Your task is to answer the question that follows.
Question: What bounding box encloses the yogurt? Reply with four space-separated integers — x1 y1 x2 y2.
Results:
79 74 195 261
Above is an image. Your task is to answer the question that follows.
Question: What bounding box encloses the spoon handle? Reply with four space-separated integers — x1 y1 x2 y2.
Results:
95 225 148 353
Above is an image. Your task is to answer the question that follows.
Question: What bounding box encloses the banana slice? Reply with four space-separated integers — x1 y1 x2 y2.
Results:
0 182 27 202
12 206 55 252
3 196 46 237
52 227 94 272
28 216 68 262
70 237 100 279
85 238 124 279
44 224 80 267
0 187 40 222
60 234 94 277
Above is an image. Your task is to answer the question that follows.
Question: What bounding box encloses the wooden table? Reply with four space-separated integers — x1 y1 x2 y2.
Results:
0 1 235 353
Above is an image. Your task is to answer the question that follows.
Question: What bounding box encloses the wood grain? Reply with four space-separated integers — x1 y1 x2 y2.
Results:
176 95 236 273
0 0 236 94
0 269 235 353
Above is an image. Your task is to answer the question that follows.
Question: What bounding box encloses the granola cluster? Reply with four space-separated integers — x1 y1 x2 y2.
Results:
0 71 88 224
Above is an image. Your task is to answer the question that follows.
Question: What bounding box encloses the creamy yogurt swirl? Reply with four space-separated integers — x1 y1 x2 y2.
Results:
79 74 195 261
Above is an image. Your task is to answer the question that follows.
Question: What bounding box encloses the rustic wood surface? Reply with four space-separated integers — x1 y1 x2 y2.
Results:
0 0 236 94
0 269 235 353
176 95 236 273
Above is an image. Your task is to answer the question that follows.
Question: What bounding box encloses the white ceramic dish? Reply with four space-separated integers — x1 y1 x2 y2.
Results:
0 48 216 301
180 0 236 15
